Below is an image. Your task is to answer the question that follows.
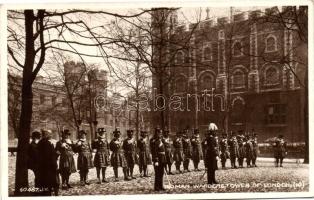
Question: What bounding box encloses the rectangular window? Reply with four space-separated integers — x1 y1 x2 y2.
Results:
62 98 67 107
52 96 57 106
265 104 286 125
40 94 45 104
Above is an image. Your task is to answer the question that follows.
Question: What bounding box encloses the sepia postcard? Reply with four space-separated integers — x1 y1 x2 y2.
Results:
0 0 313 199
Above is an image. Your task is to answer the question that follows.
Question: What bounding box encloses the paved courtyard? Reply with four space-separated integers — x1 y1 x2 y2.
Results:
8 156 309 196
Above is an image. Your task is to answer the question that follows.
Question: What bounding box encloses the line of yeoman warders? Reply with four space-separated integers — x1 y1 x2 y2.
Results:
26 123 287 195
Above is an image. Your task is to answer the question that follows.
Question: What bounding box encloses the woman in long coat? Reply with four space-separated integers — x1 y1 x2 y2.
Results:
92 128 110 183
109 128 129 181
55 130 76 189
75 130 93 186
137 130 152 177
37 130 60 196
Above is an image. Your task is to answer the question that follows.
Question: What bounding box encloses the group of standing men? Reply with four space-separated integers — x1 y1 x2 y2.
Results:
219 131 259 169
27 127 152 195
26 125 288 195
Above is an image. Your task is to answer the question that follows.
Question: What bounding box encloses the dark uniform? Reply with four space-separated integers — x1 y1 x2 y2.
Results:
55 130 76 189
237 135 246 168
150 128 166 191
109 128 129 181
162 129 174 175
137 131 152 177
122 130 138 179
219 134 229 169
201 137 208 169
190 129 203 171
92 128 110 183
75 130 93 185
228 134 239 168
204 130 219 184
182 130 192 172
37 130 59 196
252 133 258 167
244 135 254 167
173 131 184 173
27 131 41 188
273 135 287 167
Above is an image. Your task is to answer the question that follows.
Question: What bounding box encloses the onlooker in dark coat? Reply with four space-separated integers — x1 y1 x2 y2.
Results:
37 130 59 196
28 131 41 188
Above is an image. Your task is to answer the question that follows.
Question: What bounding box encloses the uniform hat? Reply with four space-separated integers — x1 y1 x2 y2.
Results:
79 130 87 137
63 129 71 136
163 127 169 133
140 130 147 136
208 123 218 131
113 128 121 137
278 134 284 138
127 129 134 134
31 131 41 139
193 129 199 134
176 131 182 135
98 127 106 133
42 129 53 139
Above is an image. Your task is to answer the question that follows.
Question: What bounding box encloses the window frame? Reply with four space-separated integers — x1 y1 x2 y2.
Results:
202 44 213 61
231 69 246 89
232 40 244 57
265 35 278 53
175 51 184 64
265 103 287 125
264 66 280 86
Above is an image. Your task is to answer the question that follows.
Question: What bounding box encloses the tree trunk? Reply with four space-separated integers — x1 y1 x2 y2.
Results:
303 70 309 164
14 10 35 195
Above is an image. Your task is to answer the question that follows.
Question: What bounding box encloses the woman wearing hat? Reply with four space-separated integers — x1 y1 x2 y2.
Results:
109 128 129 181
56 129 76 190
92 127 110 183
76 130 93 186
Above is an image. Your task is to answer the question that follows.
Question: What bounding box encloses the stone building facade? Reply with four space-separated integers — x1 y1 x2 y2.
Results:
151 6 307 142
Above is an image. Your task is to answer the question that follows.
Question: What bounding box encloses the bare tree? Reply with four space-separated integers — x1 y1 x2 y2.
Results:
7 9 159 195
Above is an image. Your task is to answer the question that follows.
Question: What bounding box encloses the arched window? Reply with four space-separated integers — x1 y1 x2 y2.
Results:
176 51 184 64
265 66 279 85
233 41 243 57
232 70 245 89
200 74 214 91
203 46 212 61
265 35 277 52
175 77 186 93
